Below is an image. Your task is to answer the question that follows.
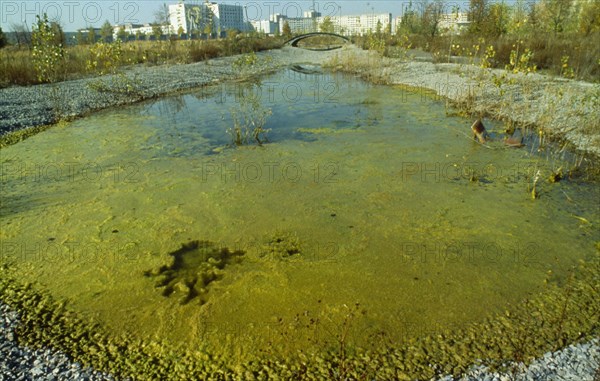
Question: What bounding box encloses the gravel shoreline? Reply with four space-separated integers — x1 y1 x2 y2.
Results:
434 339 600 381
2 299 598 380
1 45 598 157
0 47 339 136
0 302 119 381
328 47 600 157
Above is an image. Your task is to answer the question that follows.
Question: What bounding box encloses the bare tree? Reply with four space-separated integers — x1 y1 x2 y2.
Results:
11 22 31 47
539 0 573 34
100 20 113 42
188 5 212 36
154 3 171 25
578 0 600 36
421 0 444 37
399 1 421 35
50 21 66 46
468 0 489 34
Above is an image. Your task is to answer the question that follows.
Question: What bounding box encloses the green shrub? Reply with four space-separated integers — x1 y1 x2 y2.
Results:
86 40 123 75
0 36 284 87
31 14 65 83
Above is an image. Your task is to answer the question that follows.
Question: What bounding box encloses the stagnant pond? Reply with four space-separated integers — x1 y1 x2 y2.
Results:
1 68 598 362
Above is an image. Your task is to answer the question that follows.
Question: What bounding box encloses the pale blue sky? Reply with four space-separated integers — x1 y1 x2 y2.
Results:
1 0 523 32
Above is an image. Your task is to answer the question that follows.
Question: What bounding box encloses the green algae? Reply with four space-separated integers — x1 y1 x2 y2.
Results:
0 252 597 380
0 123 56 149
261 231 303 259
1 68 599 379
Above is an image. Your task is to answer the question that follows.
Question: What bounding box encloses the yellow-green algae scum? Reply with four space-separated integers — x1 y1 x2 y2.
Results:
1 70 599 376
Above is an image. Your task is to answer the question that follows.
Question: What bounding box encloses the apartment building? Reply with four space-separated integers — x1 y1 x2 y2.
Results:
275 12 392 36
334 14 393 36
206 2 247 33
251 20 279 35
438 12 470 34
280 17 319 34
112 23 173 40
168 1 247 35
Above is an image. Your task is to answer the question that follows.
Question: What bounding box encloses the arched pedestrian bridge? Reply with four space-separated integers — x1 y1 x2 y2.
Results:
284 32 351 48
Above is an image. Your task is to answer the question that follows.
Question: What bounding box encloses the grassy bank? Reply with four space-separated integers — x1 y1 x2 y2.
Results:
0 37 284 88
351 32 600 83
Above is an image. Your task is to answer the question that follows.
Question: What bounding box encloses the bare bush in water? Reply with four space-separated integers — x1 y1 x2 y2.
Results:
226 88 272 146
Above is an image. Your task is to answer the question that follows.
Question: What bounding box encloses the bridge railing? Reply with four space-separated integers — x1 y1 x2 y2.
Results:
284 32 351 47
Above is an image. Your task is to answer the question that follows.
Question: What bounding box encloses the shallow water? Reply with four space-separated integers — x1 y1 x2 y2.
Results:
1 69 598 360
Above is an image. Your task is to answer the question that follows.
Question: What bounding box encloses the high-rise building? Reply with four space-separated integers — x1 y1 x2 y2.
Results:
438 12 470 34
321 14 393 36
273 13 392 36
251 20 279 35
168 1 247 35
303 10 321 18
206 2 247 34
169 2 186 34
280 17 318 34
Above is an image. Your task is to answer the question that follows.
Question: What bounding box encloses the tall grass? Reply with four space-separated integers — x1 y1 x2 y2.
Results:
0 47 36 86
0 37 284 88
377 33 600 82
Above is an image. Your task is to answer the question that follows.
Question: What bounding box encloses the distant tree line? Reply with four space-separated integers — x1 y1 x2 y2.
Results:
396 0 600 38
3 20 65 47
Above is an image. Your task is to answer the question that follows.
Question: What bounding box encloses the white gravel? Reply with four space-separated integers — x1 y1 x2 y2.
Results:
0 47 339 135
346 50 600 157
434 339 600 381
1 45 598 156
2 300 598 380
0 302 120 381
